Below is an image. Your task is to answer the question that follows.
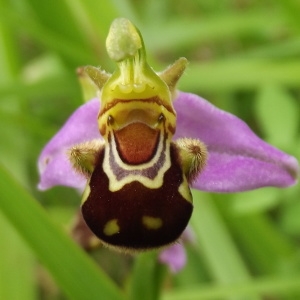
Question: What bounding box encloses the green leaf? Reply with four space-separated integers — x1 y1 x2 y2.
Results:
0 211 36 300
128 252 166 300
162 275 300 300
191 191 260 300
230 188 281 214
0 164 124 300
179 60 300 93
255 85 299 149
280 186 300 235
221 212 294 275
143 9 285 52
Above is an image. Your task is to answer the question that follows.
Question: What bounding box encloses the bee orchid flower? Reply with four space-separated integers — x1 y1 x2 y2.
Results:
38 18 299 272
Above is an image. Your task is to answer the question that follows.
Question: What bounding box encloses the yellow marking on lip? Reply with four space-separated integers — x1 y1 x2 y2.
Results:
178 177 193 203
142 216 163 230
103 219 120 236
81 181 91 204
104 132 172 192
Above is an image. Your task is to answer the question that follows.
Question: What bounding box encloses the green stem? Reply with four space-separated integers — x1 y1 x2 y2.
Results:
128 251 167 300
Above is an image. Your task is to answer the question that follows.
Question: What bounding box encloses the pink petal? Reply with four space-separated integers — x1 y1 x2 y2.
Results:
174 92 299 192
38 98 101 190
159 243 187 273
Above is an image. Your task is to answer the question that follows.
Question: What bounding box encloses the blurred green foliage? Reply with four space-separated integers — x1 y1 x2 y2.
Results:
0 0 300 299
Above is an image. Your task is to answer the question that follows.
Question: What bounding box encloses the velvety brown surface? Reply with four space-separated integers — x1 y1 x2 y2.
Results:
81 144 193 250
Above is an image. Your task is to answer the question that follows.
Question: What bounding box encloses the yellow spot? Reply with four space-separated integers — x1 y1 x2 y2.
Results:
89 236 101 248
81 182 91 204
178 177 193 203
142 216 163 230
103 219 120 236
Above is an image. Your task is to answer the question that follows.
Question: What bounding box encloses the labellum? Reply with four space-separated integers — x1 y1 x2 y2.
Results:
69 18 207 252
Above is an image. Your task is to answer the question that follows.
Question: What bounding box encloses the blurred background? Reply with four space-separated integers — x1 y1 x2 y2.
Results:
0 0 300 299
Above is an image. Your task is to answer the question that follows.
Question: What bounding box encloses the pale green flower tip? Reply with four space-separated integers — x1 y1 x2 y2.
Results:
106 18 142 62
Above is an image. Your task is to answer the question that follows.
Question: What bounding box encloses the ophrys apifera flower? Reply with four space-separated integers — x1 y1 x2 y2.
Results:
38 19 299 267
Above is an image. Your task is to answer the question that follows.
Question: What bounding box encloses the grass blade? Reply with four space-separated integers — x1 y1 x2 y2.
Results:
0 164 124 300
